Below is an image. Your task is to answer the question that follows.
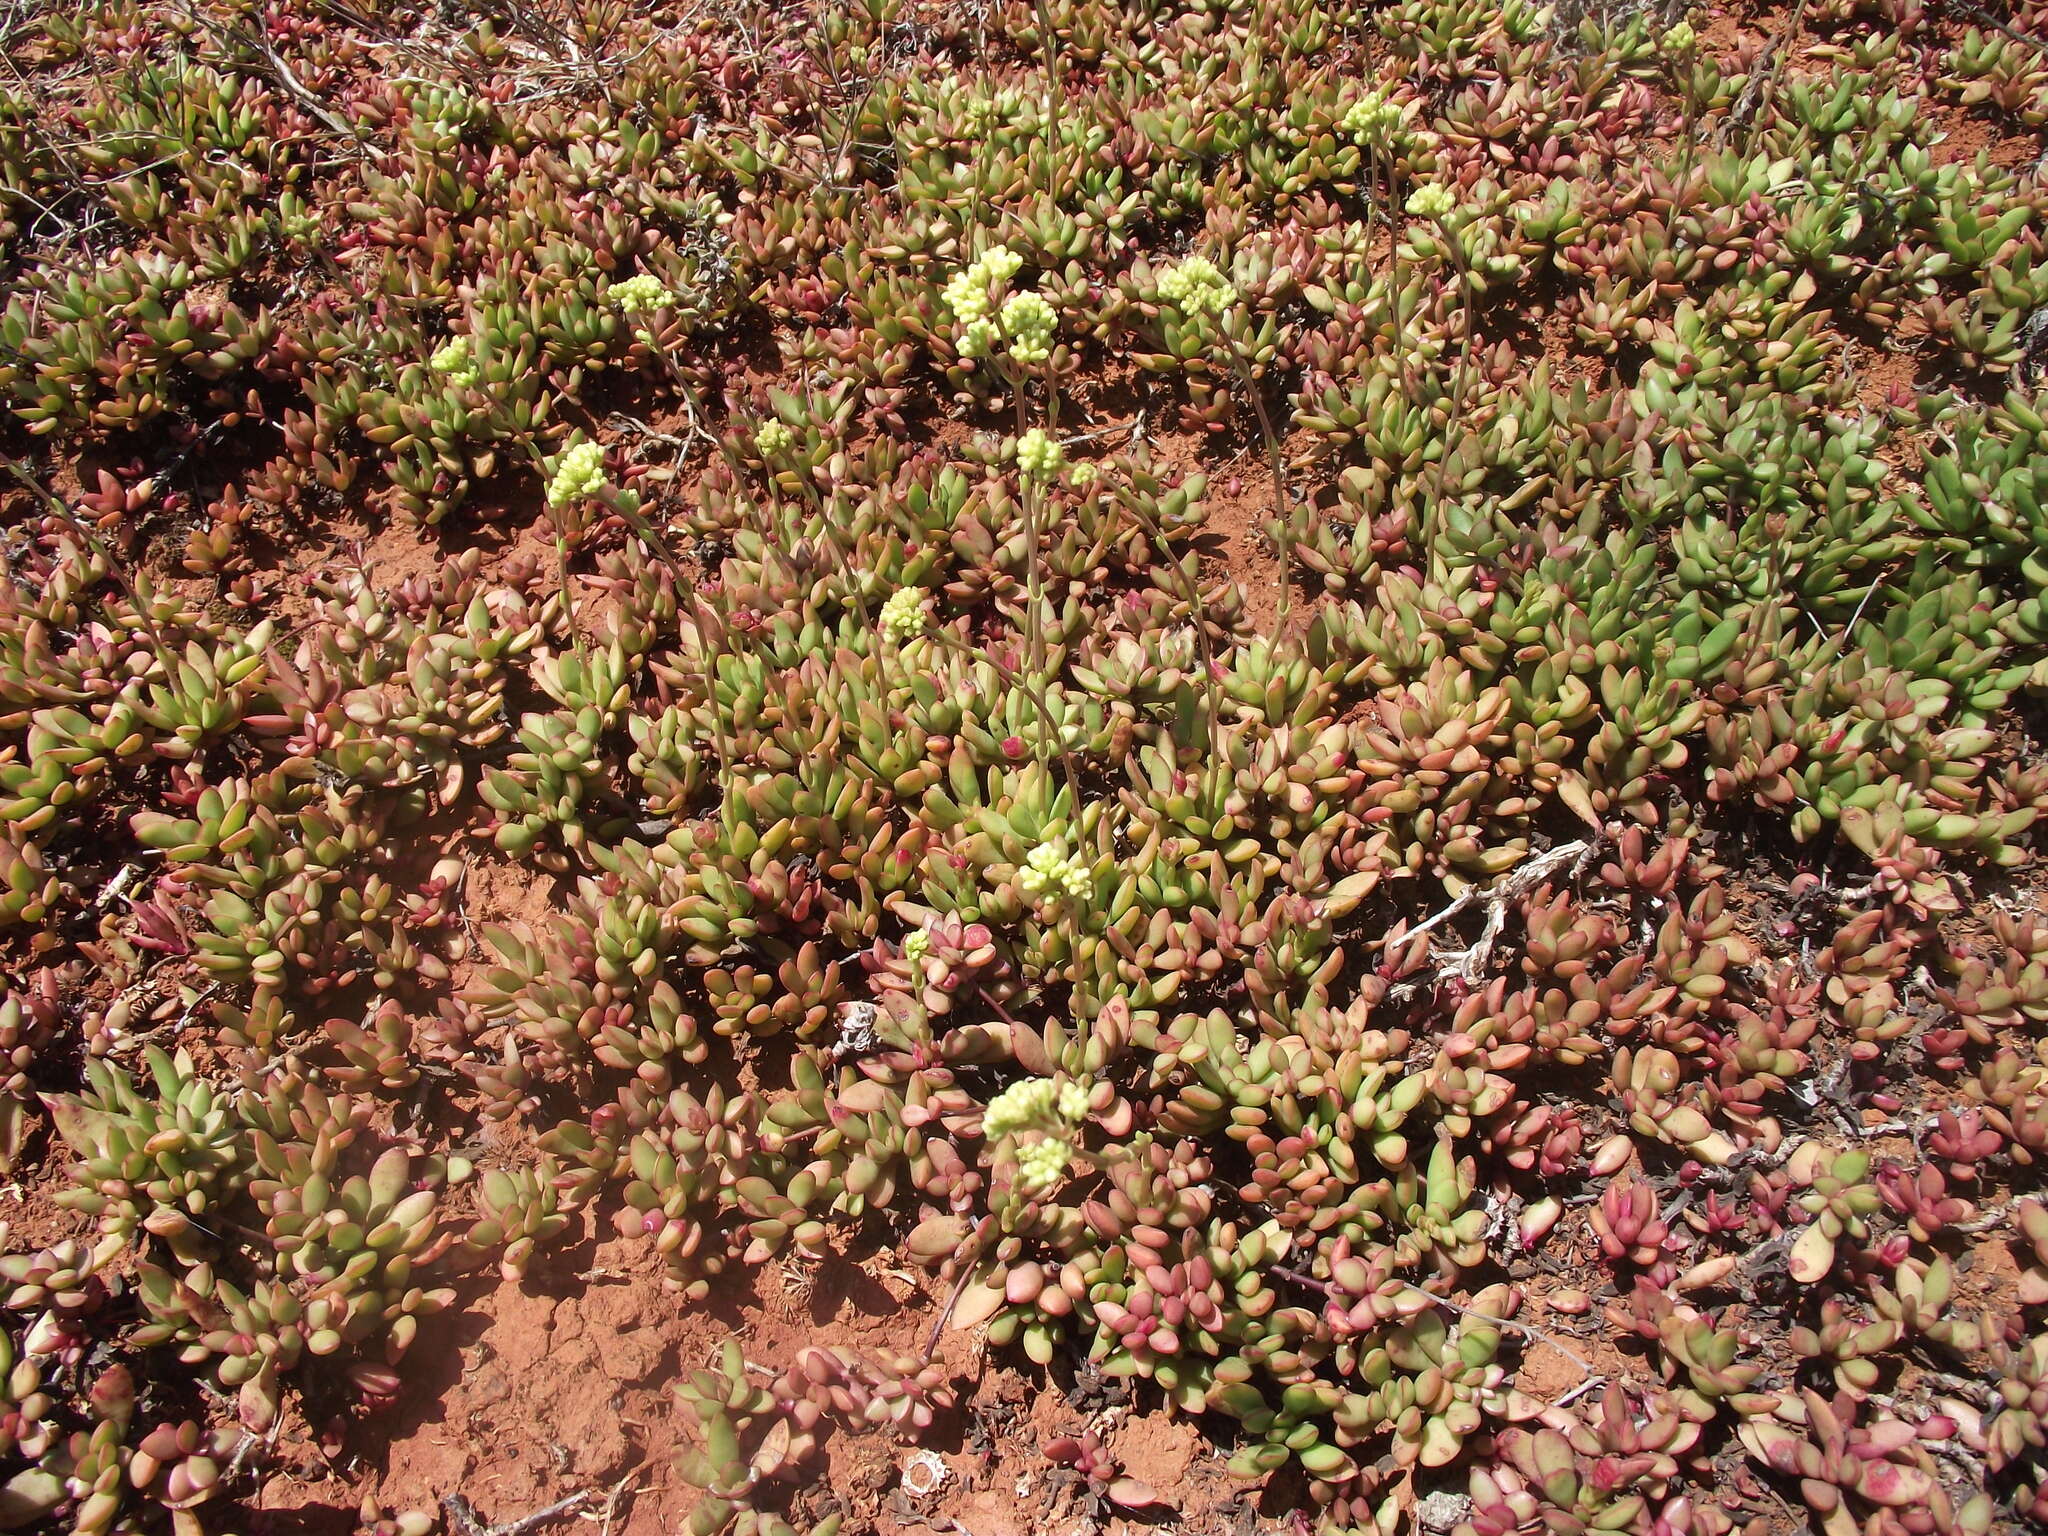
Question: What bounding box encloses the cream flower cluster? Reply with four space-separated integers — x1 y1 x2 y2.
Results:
957 320 999 359
902 927 933 964
1342 89 1404 142
610 273 675 315
942 247 1055 364
1015 428 1066 482
982 1076 1089 1139
429 335 477 387
1406 181 1457 220
1014 1136 1075 1195
941 246 1023 323
545 440 607 508
1001 289 1057 363
986 1075 1088 1196
1158 255 1235 316
755 419 792 456
1019 838 1089 903
880 586 928 643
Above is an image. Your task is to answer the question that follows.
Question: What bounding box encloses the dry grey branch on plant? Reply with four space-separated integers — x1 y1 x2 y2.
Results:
924 1217 995 1362
1943 0 2048 55
441 1488 595 1536
606 412 698 452
1399 837 1604 984
1727 0 1811 157
1553 1374 1607 1408
180 5 368 147
595 1459 650 1536
1413 1289 1599 1380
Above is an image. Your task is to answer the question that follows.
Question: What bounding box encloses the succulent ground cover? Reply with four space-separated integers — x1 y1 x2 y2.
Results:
7 0 2048 1530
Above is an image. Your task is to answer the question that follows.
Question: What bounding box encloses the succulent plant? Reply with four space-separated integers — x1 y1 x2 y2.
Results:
674 1339 834 1536
1042 1429 1162 1511
47 1049 245 1264
1785 1145 1883 1284
0 975 57 1174
2 1 2048 1532
1738 1389 1955 1536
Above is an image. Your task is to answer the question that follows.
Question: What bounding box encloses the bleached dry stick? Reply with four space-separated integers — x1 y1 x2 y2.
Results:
1401 836 1603 984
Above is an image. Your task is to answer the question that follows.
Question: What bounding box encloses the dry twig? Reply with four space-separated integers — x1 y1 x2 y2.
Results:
1400 836 1604 984
441 1489 595 1536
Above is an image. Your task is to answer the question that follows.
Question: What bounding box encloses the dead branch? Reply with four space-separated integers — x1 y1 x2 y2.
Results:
441 1489 595 1536
1402 836 1604 984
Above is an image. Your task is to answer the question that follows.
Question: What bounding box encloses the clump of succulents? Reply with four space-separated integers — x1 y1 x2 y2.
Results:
7 0 2048 1532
